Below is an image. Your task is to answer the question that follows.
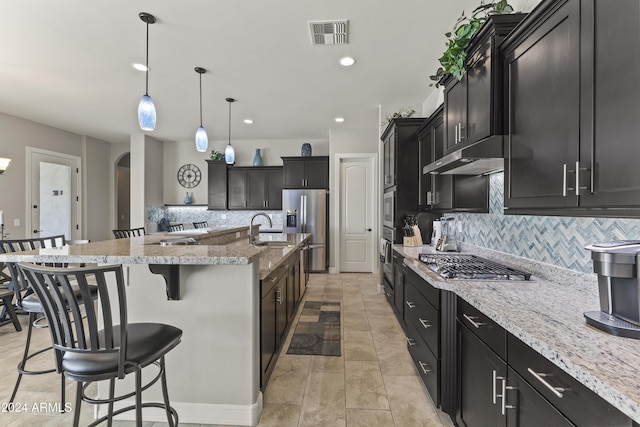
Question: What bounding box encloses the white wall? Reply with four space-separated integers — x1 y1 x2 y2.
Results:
0 113 113 239
84 136 113 242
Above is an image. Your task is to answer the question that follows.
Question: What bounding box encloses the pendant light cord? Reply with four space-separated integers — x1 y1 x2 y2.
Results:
199 73 203 126
145 20 149 96
228 100 232 145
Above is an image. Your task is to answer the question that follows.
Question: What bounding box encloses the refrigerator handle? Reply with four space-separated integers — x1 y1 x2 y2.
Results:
301 195 307 233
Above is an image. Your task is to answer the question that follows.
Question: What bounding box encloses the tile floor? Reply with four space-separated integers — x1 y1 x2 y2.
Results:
0 273 454 426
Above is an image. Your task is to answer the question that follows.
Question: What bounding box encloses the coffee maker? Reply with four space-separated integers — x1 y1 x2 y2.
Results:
585 240 640 338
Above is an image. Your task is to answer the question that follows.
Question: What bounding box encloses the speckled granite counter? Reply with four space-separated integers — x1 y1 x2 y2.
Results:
0 229 310 273
393 243 640 423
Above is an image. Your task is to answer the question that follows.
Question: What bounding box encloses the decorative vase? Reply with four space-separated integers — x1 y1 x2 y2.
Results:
184 192 192 205
253 148 263 167
301 143 312 157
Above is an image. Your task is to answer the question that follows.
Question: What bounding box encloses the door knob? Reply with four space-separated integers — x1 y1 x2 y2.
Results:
367 229 372 232
33 204 38 209
33 229 42 234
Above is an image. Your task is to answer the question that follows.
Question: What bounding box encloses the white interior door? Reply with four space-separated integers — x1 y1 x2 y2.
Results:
27 147 81 240
339 156 375 272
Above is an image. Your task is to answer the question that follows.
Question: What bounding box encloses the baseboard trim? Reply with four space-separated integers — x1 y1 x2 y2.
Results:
96 392 263 426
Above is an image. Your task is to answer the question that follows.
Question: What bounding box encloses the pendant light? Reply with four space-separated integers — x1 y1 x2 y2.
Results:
225 97 236 165
138 12 157 131
194 67 208 152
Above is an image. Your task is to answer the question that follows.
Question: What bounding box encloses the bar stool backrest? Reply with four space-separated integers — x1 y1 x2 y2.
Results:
193 221 208 229
18 263 129 379
112 227 145 239
167 224 184 232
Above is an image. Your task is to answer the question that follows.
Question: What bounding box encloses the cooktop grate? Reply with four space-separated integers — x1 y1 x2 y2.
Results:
418 253 531 281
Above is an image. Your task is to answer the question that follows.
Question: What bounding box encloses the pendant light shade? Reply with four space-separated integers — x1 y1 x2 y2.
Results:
138 12 156 131
138 95 156 131
194 67 208 152
225 97 236 165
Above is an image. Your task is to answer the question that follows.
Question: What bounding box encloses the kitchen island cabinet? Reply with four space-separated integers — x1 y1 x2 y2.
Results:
503 0 640 216
392 243 638 425
0 229 311 426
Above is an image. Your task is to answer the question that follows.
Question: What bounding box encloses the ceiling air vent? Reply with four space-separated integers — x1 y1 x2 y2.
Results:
308 20 349 45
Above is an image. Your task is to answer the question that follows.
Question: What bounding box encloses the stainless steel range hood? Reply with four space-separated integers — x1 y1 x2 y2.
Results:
423 135 504 175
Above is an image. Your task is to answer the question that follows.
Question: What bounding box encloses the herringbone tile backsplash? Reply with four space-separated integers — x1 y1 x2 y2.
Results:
449 173 640 273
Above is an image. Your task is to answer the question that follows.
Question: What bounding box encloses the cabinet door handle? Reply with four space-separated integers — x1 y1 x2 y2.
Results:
385 292 392 298
562 163 567 197
406 337 417 346
462 313 485 328
419 318 432 329
575 161 591 195
500 378 516 415
459 123 465 141
406 301 416 309
454 123 458 144
418 361 432 374
527 368 565 398
492 370 498 404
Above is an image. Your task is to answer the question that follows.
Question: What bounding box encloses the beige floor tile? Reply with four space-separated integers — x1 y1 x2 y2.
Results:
310 354 345 373
343 312 371 332
346 408 395 427
301 372 345 410
345 361 389 410
263 356 310 405
344 331 377 361
383 375 451 427
255 403 301 427
298 406 347 427
374 337 418 377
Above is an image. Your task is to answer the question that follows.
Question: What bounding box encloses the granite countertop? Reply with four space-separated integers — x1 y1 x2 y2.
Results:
0 229 311 272
392 243 640 423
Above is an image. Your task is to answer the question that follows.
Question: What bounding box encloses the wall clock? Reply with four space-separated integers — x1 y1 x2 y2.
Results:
177 164 201 188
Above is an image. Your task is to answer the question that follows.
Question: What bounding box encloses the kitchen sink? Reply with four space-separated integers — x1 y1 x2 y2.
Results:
157 237 200 246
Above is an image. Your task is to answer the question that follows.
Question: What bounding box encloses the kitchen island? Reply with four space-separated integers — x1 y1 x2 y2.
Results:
393 242 640 425
0 227 311 426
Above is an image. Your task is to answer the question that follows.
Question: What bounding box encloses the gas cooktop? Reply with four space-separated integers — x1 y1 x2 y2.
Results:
418 253 531 281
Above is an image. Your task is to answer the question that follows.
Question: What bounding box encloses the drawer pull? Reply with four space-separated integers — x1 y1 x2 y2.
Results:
527 368 564 398
418 361 432 374
406 301 416 309
419 318 433 329
406 337 417 347
385 292 392 298
462 313 485 328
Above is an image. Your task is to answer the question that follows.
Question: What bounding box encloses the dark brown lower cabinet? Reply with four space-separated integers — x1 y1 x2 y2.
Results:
260 248 305 389
456 296 634 427
456 318 506 427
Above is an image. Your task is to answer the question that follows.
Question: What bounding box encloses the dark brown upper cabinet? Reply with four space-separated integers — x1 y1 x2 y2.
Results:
228 166 283 210
503 0 640 216
207 160 228 210
418 106 489 213
282 156 328 189
442 14 526 155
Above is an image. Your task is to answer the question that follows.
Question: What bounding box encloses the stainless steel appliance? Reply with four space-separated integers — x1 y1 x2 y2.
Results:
383 190 395 229
585 240 640 338
283 189 328 272
380 228 393 284
419 253 531 280
436 217 458 252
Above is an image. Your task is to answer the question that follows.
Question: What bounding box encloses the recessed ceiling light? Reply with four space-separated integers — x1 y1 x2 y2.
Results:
244 119 254 124
335 117 345 123
339 57 356 67
132 63 149 72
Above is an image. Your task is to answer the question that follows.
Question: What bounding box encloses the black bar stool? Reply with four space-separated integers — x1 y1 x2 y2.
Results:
18 262 182 426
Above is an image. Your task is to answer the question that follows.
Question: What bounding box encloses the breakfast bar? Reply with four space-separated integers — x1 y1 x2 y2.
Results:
0 227 311 426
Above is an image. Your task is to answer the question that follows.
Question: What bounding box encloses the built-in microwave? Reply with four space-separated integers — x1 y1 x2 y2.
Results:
383 190 395 229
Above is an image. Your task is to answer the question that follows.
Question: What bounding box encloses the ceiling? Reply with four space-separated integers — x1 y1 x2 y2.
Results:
0 0 483 145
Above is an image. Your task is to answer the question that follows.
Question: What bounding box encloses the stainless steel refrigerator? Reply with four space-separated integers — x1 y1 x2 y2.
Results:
282 189 328 272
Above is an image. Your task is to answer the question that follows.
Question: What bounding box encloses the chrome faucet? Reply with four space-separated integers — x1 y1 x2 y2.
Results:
249 212 273 244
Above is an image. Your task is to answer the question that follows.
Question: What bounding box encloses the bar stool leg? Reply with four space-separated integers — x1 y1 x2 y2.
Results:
107 378 115 427
160 356 176 427
135 370 143 427
73 382 82 427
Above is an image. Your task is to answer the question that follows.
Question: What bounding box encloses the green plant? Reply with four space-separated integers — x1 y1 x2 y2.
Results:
209 149 224 161
429 0 514 87
382 107 416 125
